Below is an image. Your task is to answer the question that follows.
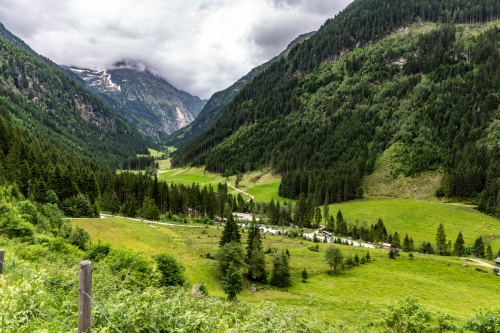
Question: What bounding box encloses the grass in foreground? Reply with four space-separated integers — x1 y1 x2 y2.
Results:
72 217 500 326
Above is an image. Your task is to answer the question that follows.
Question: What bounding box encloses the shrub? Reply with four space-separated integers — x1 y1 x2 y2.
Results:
155 253 185 287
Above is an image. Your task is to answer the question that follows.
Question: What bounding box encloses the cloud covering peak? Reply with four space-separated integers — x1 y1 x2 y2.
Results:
0 0 352 98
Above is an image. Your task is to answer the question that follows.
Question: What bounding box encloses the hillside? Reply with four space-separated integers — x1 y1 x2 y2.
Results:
172 0 500 217
165 32 315 149
68 61 206 140
0 22 152 209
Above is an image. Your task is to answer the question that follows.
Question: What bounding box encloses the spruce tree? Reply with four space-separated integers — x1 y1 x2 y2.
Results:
220 213 240 246
247 242 267 283
223 263 243 301
270 250 291 288
403 233 411 251
301 268 308 283
323 199 330 226
486 244 493 261
436 223 447 255
474 236 485 258
245 217 260 262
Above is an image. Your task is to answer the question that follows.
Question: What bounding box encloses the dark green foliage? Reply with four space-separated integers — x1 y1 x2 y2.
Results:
222 263 243 301
220 213 241 246
216 242 245 276
68 226 90 250
454 232 465 257
389 249 397 259
171 4 500 219
155 253 186 287
301 268 308 283
324 246 344 273
435 223 448 256
486 245 493 261
86 241 111 262
403 233 415 252
246 218 266 282
474 236 486 258
270 250 291 288
419 242 435 255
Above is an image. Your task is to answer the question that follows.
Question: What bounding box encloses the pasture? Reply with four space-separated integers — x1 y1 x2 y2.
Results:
71 216 500 326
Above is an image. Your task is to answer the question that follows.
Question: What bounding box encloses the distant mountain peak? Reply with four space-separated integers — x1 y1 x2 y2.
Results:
69 67 121 92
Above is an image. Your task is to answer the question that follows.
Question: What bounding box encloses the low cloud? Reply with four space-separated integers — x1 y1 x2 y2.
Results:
0 0 353 99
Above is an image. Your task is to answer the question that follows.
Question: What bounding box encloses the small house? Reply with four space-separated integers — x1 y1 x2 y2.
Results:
494 257 500 267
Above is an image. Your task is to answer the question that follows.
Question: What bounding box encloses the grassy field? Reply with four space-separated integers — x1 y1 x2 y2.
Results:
158 164 286 202
72 217 500 326
328 197 500 248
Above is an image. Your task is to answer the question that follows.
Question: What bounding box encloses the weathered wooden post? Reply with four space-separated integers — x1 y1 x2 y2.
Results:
78 260 92 333
0 249 5 274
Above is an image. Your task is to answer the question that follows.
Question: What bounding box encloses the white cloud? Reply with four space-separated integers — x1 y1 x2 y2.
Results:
0 0 352 98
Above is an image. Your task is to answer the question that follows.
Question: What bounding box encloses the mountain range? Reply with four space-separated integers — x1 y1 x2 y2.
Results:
68 61 206 140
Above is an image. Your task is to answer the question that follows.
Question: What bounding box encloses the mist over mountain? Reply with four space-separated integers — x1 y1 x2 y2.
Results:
68 61 206 140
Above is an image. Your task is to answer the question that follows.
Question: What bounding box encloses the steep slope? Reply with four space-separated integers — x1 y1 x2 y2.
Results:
172 0 500 217
68 61 206 140
165 32 315 149
0 24 151 169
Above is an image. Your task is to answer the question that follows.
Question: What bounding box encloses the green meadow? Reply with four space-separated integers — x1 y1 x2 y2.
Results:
328 197 500 248
72 217 500 326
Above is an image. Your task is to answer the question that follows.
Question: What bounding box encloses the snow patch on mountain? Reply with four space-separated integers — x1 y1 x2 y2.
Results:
69 67 121 92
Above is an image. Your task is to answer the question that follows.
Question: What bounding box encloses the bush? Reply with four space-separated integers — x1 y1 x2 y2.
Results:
86 241 111 262
69 226 90 250
155 253 185 287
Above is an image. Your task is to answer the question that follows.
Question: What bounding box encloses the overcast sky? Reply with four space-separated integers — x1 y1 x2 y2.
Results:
0 0 352 99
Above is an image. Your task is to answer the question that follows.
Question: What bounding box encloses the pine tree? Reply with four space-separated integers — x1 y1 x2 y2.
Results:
392 232 401 248
222 263 243 301
270 250 291 288
326 216 335 233
474 236 485 258
301 268 308 283
486 244 493 261
323 199 330 226
247 242 267 283
245 217 260 262
314 206 322 228
436 223 448 255
220 213 240 246
403 233 411 251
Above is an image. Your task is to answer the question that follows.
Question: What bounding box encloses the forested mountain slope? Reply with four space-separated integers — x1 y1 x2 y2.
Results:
69 62 206 140
0 23 151 212
172 0 500 217
165 32 315 149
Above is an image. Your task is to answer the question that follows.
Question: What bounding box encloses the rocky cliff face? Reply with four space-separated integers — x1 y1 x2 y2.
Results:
68 62 205 140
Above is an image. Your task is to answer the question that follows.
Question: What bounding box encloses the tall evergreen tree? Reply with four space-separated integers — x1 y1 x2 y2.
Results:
222 263 243 301
270 250 291 288
453 232 465 257
220 213 240 246
436 223 448 255
473 236 485 258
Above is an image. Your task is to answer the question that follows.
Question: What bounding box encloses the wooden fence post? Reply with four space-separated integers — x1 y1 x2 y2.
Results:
78 260 92 333
0 249 4 274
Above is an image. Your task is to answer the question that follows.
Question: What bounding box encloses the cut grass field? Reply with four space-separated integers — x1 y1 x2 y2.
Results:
72 217 500 326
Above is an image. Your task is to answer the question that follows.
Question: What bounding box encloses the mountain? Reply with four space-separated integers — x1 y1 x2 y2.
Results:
172 0 500 217
68 61 206 140
0 22 152 201
165 32 315 149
